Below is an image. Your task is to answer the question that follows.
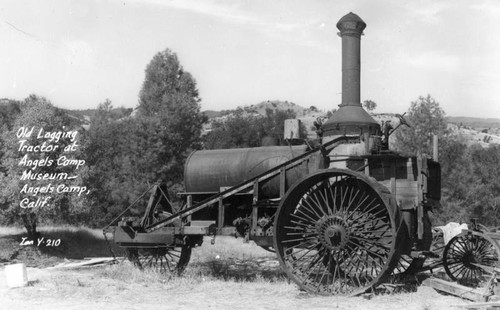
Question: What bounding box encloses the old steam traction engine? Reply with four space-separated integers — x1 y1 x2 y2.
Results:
105 13 495 295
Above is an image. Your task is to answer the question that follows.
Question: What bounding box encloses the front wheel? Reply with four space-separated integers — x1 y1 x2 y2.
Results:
126 243 192 275
443 231 500 286
273 169 403 295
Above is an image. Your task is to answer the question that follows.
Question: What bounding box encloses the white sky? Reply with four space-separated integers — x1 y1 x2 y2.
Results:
1 0 499 118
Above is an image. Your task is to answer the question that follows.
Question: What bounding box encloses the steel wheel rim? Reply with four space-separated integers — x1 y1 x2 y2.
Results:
273 169 401 295
443 231 500 286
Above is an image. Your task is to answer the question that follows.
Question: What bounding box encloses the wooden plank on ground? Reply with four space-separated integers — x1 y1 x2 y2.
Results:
48 257 117 269
455 301 500 309
423 278 491 302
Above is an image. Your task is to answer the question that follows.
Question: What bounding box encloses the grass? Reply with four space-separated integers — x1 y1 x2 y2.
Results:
92 235 285 283
0 226 470 310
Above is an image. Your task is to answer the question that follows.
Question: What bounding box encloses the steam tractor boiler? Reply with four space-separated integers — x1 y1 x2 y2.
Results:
106 12 445 295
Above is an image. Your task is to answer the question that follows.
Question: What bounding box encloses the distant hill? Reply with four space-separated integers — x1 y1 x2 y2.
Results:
63 108 97 120
202 100 328 139
245 100 307 116
60 107 134 130
446 116 500 129
202 110 223 118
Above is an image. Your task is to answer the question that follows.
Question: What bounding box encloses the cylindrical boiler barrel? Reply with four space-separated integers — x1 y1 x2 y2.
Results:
184 145 320 198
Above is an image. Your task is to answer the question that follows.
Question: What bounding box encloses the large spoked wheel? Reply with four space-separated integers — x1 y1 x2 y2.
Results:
443 231 500 286
273 169 403 295
126 244 192 275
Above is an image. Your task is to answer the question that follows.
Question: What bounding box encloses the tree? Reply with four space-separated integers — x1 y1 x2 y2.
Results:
363 100 377 111
393 95 447 155
0 95 76 237
0 99 22 175
202 108 306 149
0 99 21 131
80 49 207 226
138 48 206 177
260 108 305 144
466 144 500 226
435 138 500 226
434 135 474 224
137 49 206 179
203 110 263 149
138 49 200 117
81 102 149 226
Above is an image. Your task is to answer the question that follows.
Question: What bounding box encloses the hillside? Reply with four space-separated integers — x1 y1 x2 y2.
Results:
445 117 500 146
201 100 327 139
446 116 500 129
62 107 133 126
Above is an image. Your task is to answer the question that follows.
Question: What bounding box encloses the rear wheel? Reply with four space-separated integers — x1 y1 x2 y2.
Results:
273 169 403 295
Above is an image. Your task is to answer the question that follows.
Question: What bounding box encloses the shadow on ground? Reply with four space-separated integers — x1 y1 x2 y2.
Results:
0 228 125 267
189 257 286 282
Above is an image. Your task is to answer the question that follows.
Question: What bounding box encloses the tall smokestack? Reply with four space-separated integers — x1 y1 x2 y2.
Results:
322 13 380 137
339 12 365 106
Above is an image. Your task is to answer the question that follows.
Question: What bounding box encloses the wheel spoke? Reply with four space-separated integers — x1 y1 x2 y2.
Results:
126 244 192 275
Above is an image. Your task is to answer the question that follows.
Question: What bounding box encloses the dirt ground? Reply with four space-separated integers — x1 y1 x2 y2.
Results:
0 263 473 310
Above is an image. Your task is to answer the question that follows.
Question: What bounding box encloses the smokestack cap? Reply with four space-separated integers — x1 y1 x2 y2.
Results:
336 12 366 38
